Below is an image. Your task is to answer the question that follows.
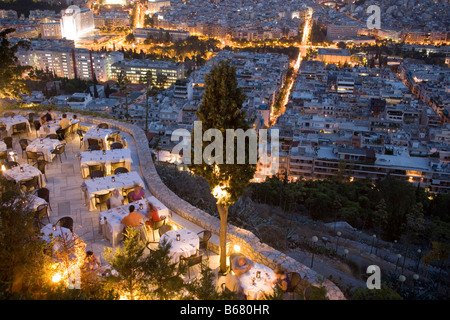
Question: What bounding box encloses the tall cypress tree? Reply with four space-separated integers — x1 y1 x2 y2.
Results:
189 61 256 273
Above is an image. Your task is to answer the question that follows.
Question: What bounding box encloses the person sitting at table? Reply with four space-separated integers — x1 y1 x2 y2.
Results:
40 115 47 126
231 255 254 277
127 183 145 202
120 205 144 228
109 189 124 208
145 202 163 225
44 109 53 122
272 268 290 292
60 113 72 130
83 250 101 272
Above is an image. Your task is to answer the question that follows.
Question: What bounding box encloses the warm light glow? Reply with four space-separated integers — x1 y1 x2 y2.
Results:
233 245 241 253
212 184 229 201
172 225 178 231
52 273 62 283
1 165 5 171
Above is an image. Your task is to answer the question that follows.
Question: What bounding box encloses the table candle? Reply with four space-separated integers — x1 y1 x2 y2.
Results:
176 234 180 241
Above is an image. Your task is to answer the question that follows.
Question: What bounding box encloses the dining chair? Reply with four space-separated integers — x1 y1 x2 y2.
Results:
87 138 100 148
76 129 84 148
4 161 19 169
19 138 30 157
12 122 28 137
88 164 104 177
56 128 66 141
35 160 48 182
180 252 204 280
97 123 109 129
3 112 15 118
113 167 129 175
26 150 45 165
20 176 40 193
46 134 58 140
0 126 6 140
90 170 104 178
64 125 73 140
197 230 212 257
110 142 123 150
3 136 13 149
158 224 172 238
0 151 7 162
111 161 126 172
286 272 302 300
88 144 101 151
94 192 112 211
54 216 74 234
149 218 167 241
34 203 50 228
36 187 52 211
33 120 41 137
51 144 66 163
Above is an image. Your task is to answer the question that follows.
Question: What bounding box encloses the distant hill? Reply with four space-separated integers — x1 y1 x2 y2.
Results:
0 0 66 18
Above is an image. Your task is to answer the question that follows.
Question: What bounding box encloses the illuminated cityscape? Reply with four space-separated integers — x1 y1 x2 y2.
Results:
0 0 449 304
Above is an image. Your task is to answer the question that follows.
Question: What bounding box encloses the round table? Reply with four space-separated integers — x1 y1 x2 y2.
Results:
40 223 73 252
159 229 199 263
238 262 276 300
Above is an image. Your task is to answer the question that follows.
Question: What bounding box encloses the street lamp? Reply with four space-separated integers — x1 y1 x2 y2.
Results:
398 275 406 289
395 254 402 273
416 249 422 272
344 249 349 258
370 234 376 255
335 231 341 252
311 236 318 268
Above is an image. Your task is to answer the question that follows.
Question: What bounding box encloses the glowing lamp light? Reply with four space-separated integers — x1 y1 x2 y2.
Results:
212 184 229 201
233 245 241 253
1 165 5 172
172 225 178 231
52 273 62 283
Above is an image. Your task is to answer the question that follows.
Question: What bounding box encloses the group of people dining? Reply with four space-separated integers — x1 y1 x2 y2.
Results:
107 183 164 230
225 254 292 299
39 108 76 130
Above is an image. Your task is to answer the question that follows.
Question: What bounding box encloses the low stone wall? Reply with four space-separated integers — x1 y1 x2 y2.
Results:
17 110 346 300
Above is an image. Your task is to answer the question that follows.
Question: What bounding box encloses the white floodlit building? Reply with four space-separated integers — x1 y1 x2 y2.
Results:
60 6 94 40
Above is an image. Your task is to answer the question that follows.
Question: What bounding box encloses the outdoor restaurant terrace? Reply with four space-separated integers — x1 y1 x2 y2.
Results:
0 108 345 300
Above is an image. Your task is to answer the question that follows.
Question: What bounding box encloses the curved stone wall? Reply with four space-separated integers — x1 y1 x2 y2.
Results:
15 110 346 300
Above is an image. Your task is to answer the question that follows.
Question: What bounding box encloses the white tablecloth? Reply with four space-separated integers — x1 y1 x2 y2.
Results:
83 171 145 211
238 262 276 300
28 194 47 210
0 141 6 152
98 196 170 247
80 149 132 178
2 163 45 187
83 128 115 150
39 119 79 137
159 229 199 263
40 223 73 252
26 138 60 162
0 115 31 136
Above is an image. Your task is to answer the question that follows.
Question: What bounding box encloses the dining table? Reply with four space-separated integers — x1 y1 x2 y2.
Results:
39 118 80 137
98 196 170 247
26 138 61 162
2 163 46 187
82 171 145 211
237 262 276 300
0 141 6 152
0 115 32 136
83 128 115 150
79 148 132 178
40 223 73 252
159 229 200 264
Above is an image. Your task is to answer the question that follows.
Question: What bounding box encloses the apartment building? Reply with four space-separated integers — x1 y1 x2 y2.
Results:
110 59 185 86
133 27 190 42
60 6 95 40
41 22 62 39
16 40 124 81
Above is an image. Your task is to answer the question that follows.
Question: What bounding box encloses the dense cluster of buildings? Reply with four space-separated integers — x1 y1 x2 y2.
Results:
259 59 450 192
151 0 314 41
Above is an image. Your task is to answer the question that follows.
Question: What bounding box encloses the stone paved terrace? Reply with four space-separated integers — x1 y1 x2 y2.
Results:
5 110 345 300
